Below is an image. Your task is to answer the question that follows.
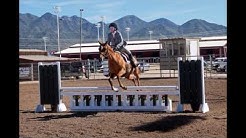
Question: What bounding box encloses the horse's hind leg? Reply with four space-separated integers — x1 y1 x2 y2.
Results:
135 74 140 86
116 76 127 90
133 69 141 91
132 79 136 86
134 69 140 86
131 77 138 86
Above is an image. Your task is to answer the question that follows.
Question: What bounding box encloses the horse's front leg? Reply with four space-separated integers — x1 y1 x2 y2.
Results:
108 74 119 92
117 76 127 90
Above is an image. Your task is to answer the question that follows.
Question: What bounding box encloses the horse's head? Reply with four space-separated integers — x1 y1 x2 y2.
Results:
98 40 112 59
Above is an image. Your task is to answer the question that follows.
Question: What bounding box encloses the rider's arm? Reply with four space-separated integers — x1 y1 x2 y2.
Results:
115 31 124 48
107 33 112 45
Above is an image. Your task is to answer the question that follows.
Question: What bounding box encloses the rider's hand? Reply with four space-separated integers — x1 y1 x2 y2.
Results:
113 46 119 51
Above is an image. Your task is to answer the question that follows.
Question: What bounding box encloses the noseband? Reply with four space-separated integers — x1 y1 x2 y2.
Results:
99 45 109 58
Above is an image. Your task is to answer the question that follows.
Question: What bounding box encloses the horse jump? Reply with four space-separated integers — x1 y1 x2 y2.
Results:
35 57 209 113
61 86 178 112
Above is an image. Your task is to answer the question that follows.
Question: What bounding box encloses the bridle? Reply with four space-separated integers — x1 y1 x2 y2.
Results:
99 45 109 58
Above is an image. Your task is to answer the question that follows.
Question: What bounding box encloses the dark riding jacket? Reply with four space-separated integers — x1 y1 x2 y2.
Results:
107 31 124 49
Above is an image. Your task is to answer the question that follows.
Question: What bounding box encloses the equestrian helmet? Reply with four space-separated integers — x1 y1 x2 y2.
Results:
109 23 118 30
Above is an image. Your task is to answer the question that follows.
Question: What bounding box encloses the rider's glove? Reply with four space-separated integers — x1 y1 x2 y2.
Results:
113 46 120 51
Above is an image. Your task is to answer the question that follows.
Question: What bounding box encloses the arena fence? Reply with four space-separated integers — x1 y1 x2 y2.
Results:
19 55 226 81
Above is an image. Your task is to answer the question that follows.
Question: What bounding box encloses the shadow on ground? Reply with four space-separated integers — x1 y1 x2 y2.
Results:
130 115 206 132
28 111 98 121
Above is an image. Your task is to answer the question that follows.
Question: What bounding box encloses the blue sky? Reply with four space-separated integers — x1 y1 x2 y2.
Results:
19 0 227 26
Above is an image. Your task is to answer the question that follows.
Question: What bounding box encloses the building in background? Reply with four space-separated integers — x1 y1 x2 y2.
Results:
19 49 79 81
54 36 227 61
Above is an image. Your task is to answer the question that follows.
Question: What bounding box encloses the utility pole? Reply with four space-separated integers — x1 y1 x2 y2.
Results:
80 9 84 61
101 16 105 42
42 37 48 51
54 6 61 59
125 27 130 41
149 30 153 40
95 23 101 41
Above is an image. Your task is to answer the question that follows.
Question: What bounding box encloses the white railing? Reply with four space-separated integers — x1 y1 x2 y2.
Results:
61 86 179 112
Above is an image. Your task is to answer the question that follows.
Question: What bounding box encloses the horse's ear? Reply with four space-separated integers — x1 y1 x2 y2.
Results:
98 40 103 45
98 40 108 46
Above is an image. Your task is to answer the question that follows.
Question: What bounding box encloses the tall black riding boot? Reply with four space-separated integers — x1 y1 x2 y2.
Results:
129 54 138 68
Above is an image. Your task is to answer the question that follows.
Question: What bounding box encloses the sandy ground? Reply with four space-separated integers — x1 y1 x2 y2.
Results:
19 78 226 138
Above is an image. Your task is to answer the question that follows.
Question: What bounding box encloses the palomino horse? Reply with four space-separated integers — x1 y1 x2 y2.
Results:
98 41 140 92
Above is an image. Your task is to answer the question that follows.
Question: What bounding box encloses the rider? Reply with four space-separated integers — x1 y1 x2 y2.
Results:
107 22 138 67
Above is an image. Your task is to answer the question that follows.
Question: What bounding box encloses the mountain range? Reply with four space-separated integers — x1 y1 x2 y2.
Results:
19 12 227 51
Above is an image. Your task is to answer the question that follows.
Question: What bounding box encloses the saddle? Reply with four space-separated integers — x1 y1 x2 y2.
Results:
115 51 130 63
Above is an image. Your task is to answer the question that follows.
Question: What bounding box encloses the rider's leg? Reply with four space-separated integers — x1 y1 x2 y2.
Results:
120 47 138 67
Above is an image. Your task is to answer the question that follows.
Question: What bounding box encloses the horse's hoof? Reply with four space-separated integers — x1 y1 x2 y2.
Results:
113 87 119 92
122 87 127 90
